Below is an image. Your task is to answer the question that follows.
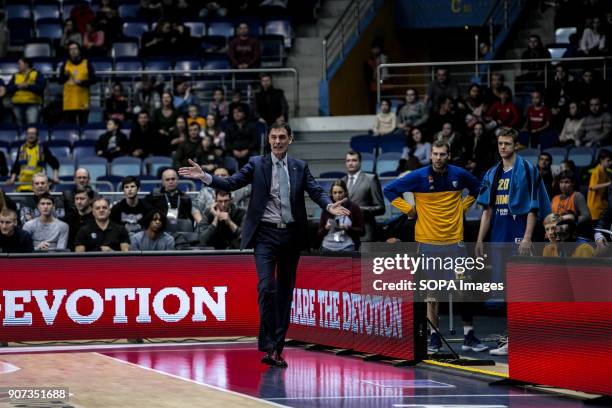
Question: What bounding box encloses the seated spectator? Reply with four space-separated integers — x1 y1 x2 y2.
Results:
576 97 612 146
130 111 159 158
462 122 495 178
146 168 202 223
372 99 396 136
105 82 130 122
574 69 600 107
195 135 223 172
133 74 162 115
517 34 551 85
6 127 60 191
58 42 97 126
62 167 95 210
130 210 175 251
197 190 245 249
397 88 428 130
317 180 364 252
208 87 229 121
483 72 506 105
402 127 431 167
364 41 388 111
228 22 261 69
428 97 461 137
22 193 69 251
546 64 576 117
198 1 229 18
228 89 250 121
520 90 553 148
173 79 199 115
187 105 206 128
552 170 591 230
193 166 251 215
17 173 67 224
580 16 607 56
463 84 486 129
141 20 172 57
110 176 153 235
254 74 289 127
173 123 202 169
538 152 556 198
485 86 520 129
226 106 258 167
0 208 33 253
75 197 130 252
434 122 463 161
558 102 584 146
587 149 611 223
96 0 121 44
62 185 95 250
7 57 45 127
543 213 594 257
83 21 106 57
96 118 129 160
204 113 226 152
59 19 82 56
425 68 460 110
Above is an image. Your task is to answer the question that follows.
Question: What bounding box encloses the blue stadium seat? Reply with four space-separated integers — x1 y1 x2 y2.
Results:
54 182 77 193
73 140 97 160
361 152 375 173
5 5 31 20
33 4 60 22
200 36 226 54
31 57 55 75
144 58 173 71
112 42 139 58
548 47 567 61
260 34 284 68
350 134 377 154
109 156 142 176
207 21 234 38
242 18 264 36
202 56 229 70
175 59 201 73
7 18 33 46
520 148 540 166
98 175 123 189
51 157 76 178
81 127 106 141
0 130 18 144
117 4 140 19
544 147 567 165
555 27 577 44
379 133 406 154
568 146 595 167
376 152 401 175
144 156 172 176
90 57 113 73
93 180 114 193
51 127 80 142
115 57 142 72
78 157 107 179
46 140 72 158
24 42 52 58
184 21 207 38
122 20 149 39
177 180 196 192
319 171 346 179
36 21 63 40
264 19 292 48
139 180 160 193
88 107 105 124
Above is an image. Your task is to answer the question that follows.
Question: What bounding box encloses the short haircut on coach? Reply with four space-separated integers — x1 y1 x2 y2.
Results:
268 122 292 138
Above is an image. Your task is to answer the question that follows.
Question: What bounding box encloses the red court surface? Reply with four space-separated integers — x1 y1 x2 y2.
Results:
92 341 592 407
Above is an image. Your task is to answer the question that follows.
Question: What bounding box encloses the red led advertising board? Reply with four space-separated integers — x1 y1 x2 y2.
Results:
0 253 423 362
507 258 612 396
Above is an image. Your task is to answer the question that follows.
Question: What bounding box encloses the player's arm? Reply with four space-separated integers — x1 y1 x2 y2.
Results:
518 211 537 255
383 173 417 216
475 206 491 257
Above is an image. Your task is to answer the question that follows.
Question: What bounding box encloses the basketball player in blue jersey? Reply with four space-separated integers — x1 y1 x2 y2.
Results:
476 127 551 355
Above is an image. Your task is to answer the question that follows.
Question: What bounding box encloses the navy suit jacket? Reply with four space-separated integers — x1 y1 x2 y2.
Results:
208 154 332 249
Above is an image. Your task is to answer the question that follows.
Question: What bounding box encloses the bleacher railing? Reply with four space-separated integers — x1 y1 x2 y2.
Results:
483 0 526 57
322 0 382 81
39 67 300 118
376 56 611 106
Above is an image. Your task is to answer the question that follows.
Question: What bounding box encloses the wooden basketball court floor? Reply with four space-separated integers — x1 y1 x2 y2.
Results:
0 338 597 407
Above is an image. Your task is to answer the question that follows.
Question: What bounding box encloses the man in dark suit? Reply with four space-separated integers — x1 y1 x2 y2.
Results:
342 151 385 241
179 123 350 367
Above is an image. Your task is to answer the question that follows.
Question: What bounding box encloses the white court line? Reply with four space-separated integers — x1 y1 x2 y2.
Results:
266 394 552 401
360 380 455 388
0 340 256 355
96 353 290 408
0 361 20 374
393 405 507 408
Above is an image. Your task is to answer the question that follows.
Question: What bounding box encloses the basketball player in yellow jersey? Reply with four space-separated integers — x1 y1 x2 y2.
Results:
58 42 97 126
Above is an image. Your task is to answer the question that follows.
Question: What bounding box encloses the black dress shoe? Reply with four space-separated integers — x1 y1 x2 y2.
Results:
273 351 288 368
261 352 275 365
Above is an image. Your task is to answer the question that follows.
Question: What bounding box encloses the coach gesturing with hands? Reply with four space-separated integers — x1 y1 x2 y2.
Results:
180 123 349 367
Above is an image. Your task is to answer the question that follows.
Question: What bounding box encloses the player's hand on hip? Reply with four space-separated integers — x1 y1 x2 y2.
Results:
475 241 484 258
178 159 206 180
328 198 351 216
